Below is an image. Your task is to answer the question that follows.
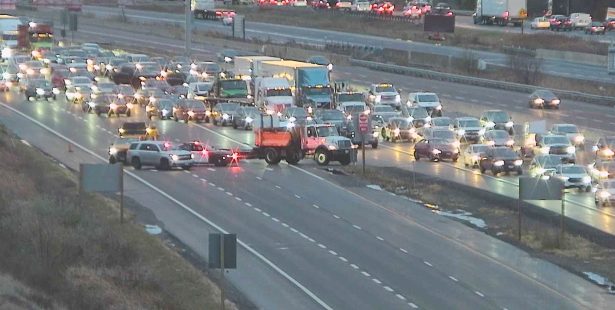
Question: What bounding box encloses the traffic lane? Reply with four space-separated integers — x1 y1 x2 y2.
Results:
0 99 326 310
335 65 615 135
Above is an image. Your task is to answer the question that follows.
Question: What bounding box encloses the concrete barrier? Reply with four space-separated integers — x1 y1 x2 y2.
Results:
536 49 607 66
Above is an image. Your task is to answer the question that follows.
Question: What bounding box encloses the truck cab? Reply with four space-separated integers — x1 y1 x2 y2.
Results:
301 85 333 109
212 78 252 105
304 124 353 165
254 77 293 114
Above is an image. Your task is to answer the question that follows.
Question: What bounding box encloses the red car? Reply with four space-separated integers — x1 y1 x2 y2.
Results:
51 68 70 90
371 1 394 15
413 138 459 162
604 18 615 30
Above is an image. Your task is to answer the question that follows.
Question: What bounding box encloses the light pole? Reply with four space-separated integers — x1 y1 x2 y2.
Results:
185 0 192 57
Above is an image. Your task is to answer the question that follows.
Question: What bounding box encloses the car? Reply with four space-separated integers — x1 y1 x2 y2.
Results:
65 76 92 89
24 79 54 101
146 97 175 120
108 137 140 164
588 160 615 182
127 141 193 170
530 17 550 29
118 122 159 140
549 124 584 147
371 104 401 125
593 136 615 160
115 84 135 102
217 49 240 64
528 154 564 177
422 128 460 149
430 2 453 16
65 85 92 104
528 89 560 109
403 3 424 18
604 17 615 30
306 55 333 71
187 82 213 101
112 62 161 88
480 110 514 135
554 164 592 192
174 99 208 123
585 21 606 35
92 82 116 95
178 141 236 166
380 117 418 143
51 68 69 91
83 93 131 117
100 57 128 77
191 61 222 80
406 92 443 116
365 83 401 110
479 147 523 176
570 12 592 29
428 117 453 131
534 134 576 163
550 15 573 31
482 129 514 148
595 179 615 207
339 101 368 117
141 78 171 93
162 70 187 86
167 84 189 99
407 107 432 130
454 117 485 144
133 88 166 107
211 102 240 126
413 138 459 162
463 144 490 168
370 1 394 15
233 106 261 130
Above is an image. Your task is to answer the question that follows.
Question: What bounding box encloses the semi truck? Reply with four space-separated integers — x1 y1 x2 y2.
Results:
260 60 333 109
253 77 294 114
252 115 353 166
0 14 22 59
191 0 235 20
233 55 281 80
473 0 527 26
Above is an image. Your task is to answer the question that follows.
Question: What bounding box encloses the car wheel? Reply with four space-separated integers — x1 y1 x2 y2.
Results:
339 155 351 166
159 158 171 170
184 118 189 123
414 151 419 161
315 149 330 166
183 165 192 171
126 109 131 117
174 114 179 122
109 156 117 164
371 141 378 149
131 157 142 170
492 169 499 176
479 165 486 173
213 118 218 125
585 186 592 192
233 122 238 129
147 114 152 120
452 156 458 163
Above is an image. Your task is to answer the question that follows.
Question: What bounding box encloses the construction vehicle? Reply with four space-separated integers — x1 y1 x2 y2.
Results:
253 115 353 166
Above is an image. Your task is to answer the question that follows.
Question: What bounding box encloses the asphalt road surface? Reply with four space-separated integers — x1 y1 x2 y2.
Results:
78 5 615 84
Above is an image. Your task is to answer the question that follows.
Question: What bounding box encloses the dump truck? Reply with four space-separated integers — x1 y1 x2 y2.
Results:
252 115 353 166
473 0 527 26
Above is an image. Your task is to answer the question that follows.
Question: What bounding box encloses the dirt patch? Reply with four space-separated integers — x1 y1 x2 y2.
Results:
340 165 615 286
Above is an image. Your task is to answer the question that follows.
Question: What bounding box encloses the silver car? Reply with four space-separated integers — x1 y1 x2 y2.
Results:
126 141 194 170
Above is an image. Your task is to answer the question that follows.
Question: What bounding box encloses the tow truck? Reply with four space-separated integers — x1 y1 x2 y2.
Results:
253 115 353 166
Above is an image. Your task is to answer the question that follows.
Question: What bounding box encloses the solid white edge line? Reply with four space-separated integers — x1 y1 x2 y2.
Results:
0 102 333 310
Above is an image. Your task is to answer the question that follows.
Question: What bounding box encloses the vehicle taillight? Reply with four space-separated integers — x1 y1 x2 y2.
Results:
232 153 238 160
502 11 509 18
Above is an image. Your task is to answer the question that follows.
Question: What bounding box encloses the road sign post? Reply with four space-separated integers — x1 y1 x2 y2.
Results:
358 113 369 175
518 176 564 243
209 233 237 310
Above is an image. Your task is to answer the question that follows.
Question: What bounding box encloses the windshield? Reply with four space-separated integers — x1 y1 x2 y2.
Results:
432 118 451 126
433 130 454 140
409 108 428 118
459 119 480 127
556 125 578 133
196 83 213 92
72 77 91 84
220 80 247 95
472 145 489 153
375 85 395 92
220 103 239 112
33 80 50 87
543 136 570 145
494 148 517 157
345 105 366 113
241 107 259 115
561 166 586 174
157 100 174 109
287 108 307 117
339 93 364 102
319 111 345 121
489 131 509 139
417 94 439 102
374 105 395 113
537 156 560 167
205 63 221 72
316 126 339 136
487 111 509 122
536 90 554 97
160 143 180 152
391 119 410 127
186 101 206 109
304 87 331 96
266 88 292 96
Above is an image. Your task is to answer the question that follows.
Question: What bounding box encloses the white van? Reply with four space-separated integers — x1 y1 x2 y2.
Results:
569 13 592 29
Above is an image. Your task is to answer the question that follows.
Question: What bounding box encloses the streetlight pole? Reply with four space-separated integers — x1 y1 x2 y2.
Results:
185 0 192 57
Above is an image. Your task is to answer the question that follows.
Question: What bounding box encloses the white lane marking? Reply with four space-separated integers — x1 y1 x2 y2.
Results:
58 163 67 169
350 264 359 269
200 178 206 182
235 197 242 201
475 291 485 298
290 227 298 233
383 286 394 292
312 204 320 209
272 217 280 222
254 207 262 212
424 261 433 267
376 236 384 241
256 176 262 180
0 102 333 310
610 122 615 126
333 214 340 219
408 302 419 309
396 294 406 301
294 194 301 199
265 167 274 171
448 276 458 282
595 119 604 123
218 187 224 191
318 243 327 249
339 256 348 262
577 116 588 120
328 250 338 256
209 182 216 186
275 185 281 189
400 248 408 254
372 278 382 284
207 167 216 171
361 271 371 277
454 96 465 100
20 139 31 147
352 224 362 230
192 174 198 178
262 212 270 217
183 170 190 174
245 202 252 207
226 191 233 196
282 223 289 228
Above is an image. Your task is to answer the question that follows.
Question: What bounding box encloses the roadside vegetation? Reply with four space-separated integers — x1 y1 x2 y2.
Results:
341 165 615 285
0 125 230 309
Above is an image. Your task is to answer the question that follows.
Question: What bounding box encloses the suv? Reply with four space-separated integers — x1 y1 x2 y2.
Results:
550 16 573 31
454 117 484 144
365 83 401 110
554 164 592 192
479 147 523 176
534 134 576 163
406 92 443 116
127 141 194 170
480 110 514 135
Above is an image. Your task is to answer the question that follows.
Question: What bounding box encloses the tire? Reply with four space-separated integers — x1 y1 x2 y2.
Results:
233 121 238 129
414 151 419 161
452 157 458 163
174 114 179 122
371 141 378 149
214 157 225 167
126 109 131 117
286 147 301 165
479 165 486 173
159 158 171 170
213 118 218 126
315 149 330 166
109 156 117 164
492 169 499 176
96 110 101 116
585 186 592 192
517 169 523 175
108 111 113 118
339 155 351 166
148 114 152 120
131 157 142 170
184 118 189 123
264 148 281 165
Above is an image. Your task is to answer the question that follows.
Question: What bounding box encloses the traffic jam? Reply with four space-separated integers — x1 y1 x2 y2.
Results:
1 17 614 208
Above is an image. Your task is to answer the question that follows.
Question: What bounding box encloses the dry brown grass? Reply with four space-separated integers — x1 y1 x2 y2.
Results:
0 125 229 309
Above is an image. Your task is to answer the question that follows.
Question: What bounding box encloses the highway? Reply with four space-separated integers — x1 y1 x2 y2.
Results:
79 5 615 84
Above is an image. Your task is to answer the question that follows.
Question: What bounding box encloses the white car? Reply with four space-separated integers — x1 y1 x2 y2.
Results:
366 83 401 110
351 0 371 11
554 164 592 192
65 76 92 88
595 179 615 207
569 12 592 29
292 0 307 6
588 160 615 182
534 134 576 163
407 92 443 116
549 123 584 147
187 82 213 100
463 144 490 168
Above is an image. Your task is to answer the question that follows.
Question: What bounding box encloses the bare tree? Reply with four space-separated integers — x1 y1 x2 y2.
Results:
506 48 543 85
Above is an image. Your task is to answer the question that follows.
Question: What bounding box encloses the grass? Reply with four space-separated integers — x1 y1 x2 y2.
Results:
0 124 232 309
341 165 615 283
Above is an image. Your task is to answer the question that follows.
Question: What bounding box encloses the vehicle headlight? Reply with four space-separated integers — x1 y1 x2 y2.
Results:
106 64 113 71
375 95 381 103
110 103 118 110
425 116 432 122
505 121 514 128
536 168 546 175
559 176 570 181
566 146 576 154
436 104 442 110
36 88 44 95
541 146 550 153
191 154 195 159
246 116 253 123
162 109 169 114
506 139 514 146
171 154 179 161
75 93 82 98
2 72 9 79
486 121 495 128
126 103 134 109
134 93 142 99
109 147 118 155
600 171 609 178
534 98 544 104
604 149 614 156
222 113 229 120
328 144 337 150
26 68 34 75
514 159 523 166
188 111 195 117
573 135 584 143
88 101 96 107
17 73 24 79
598 191 611 199
372 131 379 138
247 95 253 99
224 56 232 63
478 128 486 135
457 129 465 136
486 140 495 146
552 99 560 105
472 155 480 161
53 88 60 95
582 176 591 183
452 141 460 148
432 149 441 155
119 128 126 134
393 128 400 136
494 160 504 167
395 94 401 103
406 116 414 122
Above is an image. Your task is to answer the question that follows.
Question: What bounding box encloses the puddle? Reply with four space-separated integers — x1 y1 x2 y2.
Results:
366 184 383 191
436 210 487 229
145 225 162 235
583 272 611 286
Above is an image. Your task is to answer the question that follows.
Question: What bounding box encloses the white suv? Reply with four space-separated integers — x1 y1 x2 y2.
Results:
407 92 443 116
127 141 194 170
365 83 401 110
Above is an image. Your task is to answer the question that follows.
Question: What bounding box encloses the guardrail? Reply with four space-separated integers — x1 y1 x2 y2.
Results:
351 59 615 107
